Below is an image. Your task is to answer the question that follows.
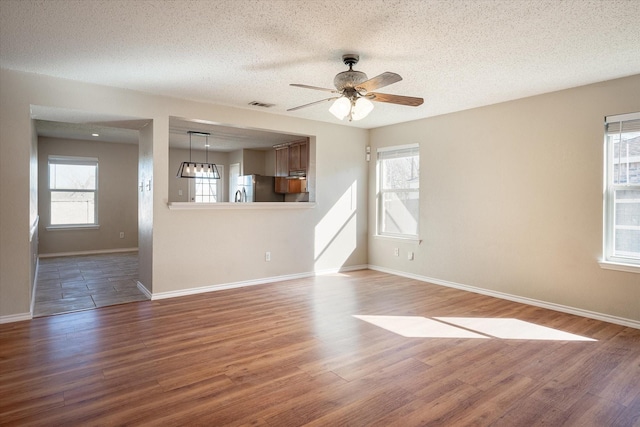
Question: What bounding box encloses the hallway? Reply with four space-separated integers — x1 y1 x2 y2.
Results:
34 252 148 317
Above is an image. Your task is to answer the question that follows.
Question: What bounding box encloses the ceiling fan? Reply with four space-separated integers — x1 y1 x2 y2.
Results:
288 54 424 121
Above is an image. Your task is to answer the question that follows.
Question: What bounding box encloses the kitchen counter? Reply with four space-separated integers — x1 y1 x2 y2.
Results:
167 202 316 210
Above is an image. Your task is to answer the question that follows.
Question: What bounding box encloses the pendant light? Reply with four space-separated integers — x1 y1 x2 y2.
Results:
176 131 221 179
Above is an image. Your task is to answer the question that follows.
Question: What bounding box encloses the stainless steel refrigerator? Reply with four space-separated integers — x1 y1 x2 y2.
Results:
235 175 284 202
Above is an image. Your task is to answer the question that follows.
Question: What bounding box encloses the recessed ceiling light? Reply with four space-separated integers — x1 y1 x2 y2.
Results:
92 133 99 137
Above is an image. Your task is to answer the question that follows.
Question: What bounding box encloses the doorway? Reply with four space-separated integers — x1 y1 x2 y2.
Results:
32 109 150 316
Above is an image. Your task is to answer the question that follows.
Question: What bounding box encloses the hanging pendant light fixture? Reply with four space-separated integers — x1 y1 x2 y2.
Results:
176 131 221 179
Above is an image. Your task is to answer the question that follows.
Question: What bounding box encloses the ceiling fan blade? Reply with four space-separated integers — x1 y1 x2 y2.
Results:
356 72 402 92
287 97 341 112
367 92 424 107
290 84 339 93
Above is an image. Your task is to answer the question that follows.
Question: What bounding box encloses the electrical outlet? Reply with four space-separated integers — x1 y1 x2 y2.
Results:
408 251 414 260
178 189 183 196
265 251 271 262
394 248 399 256
119 232 125 239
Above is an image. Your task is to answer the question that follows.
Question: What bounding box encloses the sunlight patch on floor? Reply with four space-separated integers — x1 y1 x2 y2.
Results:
353 315 488 339
353 315 597 341
436 317 597 341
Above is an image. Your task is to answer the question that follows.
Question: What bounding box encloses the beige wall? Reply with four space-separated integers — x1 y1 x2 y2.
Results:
369 74 640 323
29 120 38 307
242 149 267 176
37 137 139 255
3 66 636 325
138 122 153 293
0 71 33 319
0 68 369 319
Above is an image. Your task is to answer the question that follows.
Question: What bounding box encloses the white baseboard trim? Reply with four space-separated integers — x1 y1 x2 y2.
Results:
137 281 152 299
39 248 139 258
0 312 33 324
368 265 640 330
150 264 369 301
314 264 368 275
30 258 40 316
151 272 314 300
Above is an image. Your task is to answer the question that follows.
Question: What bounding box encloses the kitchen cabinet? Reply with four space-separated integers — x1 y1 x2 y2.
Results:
274 139 309 194
288 141 308 173
275 140 308 177
275 146 289 177
275 177 307 194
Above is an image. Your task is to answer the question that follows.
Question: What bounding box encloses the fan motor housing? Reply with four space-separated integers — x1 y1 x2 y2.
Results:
334 70 368 92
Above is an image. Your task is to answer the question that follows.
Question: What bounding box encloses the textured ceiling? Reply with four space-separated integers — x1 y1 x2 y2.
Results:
2 0 640 132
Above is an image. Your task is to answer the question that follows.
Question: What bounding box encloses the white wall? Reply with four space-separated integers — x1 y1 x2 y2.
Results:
0 68 369 319
369 74 640 323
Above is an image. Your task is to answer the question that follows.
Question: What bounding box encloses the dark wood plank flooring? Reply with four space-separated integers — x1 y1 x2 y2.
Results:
1 270 639 426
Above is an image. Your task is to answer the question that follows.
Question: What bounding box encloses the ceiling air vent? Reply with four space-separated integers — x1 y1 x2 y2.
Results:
248 101 275 108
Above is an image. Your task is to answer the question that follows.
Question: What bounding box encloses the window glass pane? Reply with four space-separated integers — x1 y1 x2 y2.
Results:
194 176 217 203
382 156 419 190
615 190 640 225
51 191 95 225
613 190 639 258
614 229 640 258
49 163 97 190
381 191 419 235
608 131 640 185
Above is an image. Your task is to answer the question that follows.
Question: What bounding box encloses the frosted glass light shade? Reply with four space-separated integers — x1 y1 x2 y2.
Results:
329 97 351 120
351 97 374 121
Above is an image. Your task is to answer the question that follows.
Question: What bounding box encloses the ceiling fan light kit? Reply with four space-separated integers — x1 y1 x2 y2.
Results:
330 96 375 121
177 131 221 179
289 54 424 122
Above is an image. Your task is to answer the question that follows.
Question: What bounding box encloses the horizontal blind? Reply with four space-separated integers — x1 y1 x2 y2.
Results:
48 155 98 166
605 112 640 134
377 144 419 160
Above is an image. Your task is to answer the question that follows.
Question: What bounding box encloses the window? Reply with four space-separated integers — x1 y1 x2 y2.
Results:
190 165 224 203
377 144 420 238
603 112 640 267
48 156 98 226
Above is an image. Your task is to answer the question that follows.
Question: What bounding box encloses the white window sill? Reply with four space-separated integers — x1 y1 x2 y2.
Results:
168 202 316 210
598 260 640 274
46 225 100 231
373 234 422 244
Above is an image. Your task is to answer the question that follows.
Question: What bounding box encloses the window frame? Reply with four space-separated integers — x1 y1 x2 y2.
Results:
376 143 420 240
602 112 640 272
47 155 99 229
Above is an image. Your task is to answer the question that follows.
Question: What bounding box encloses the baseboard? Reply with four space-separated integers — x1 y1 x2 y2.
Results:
0 312 33 324
151 264 368 301
368 265 640 330
136 281 152 299
30 257 40 316
313 264 368 275
39 248 139 258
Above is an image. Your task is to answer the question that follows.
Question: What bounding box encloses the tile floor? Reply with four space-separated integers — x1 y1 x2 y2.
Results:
34 252 149 317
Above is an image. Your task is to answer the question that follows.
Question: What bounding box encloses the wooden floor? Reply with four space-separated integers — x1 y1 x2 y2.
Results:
1 270 639 426
34 253 147 317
